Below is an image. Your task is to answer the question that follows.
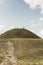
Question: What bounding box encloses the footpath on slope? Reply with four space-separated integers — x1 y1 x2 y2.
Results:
1 40 17 65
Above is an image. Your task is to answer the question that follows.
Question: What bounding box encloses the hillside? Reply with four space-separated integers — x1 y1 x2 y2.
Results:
0 38 43 65
12 38 43 65
0 28 40 38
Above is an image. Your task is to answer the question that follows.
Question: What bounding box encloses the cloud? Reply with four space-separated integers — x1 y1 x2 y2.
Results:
24 0 43 13
0 25 5 34
10 25 14 29
0 25 15 34
0 0 5 4
40 30 43 35
0 0 4 3
40 18 43 20
0 25 5 30
0 0 7 5
39 30 43 38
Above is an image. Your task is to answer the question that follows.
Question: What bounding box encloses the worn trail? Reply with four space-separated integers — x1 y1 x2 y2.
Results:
1 40 17 65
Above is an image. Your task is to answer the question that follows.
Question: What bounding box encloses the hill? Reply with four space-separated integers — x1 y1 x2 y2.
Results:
12 38 43 65
0 28 40 38
0 38 43 65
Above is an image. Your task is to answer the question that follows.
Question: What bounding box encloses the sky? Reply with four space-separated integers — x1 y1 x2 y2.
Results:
0 0 43 38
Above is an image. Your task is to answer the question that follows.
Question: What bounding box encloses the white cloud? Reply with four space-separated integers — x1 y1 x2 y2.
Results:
10 25 14 29
40 30 43 35
0 25 15 34
0 25 5 34
0 0 7 5
0 0 4 3
24 0 43 13
40 18 43 20
39 30 43 38
0 0 5 4
0 25 5 30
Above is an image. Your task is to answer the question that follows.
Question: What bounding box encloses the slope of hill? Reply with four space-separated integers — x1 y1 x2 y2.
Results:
12 38 43 65
0 28 40 38
0 38 43 65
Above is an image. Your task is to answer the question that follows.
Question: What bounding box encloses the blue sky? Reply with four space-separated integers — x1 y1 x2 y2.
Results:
0 0 43 38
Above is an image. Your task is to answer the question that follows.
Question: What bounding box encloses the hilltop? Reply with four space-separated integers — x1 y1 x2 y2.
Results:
0 28 40 38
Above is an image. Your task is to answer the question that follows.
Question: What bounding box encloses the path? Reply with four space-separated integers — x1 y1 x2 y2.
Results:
1 40 17 65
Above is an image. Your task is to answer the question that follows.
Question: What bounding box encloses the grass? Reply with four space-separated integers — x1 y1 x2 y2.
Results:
0 40 8 63
0 38 43 65
11 38 43 64
0 28 40 38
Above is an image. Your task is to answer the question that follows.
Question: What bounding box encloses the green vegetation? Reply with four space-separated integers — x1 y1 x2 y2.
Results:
11 38 43 65
0 38 43 65
0 28 42 65
0 40 8 63
0 28 40 38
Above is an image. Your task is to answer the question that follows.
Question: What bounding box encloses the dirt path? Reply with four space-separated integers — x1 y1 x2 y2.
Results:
1 40 17 65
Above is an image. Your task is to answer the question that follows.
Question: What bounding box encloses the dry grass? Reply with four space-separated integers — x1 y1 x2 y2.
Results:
0 38 43 65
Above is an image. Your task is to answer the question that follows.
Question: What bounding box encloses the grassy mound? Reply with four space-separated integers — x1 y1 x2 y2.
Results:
0 28 40 38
